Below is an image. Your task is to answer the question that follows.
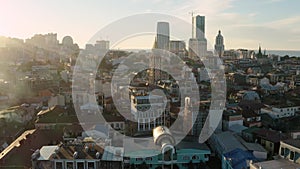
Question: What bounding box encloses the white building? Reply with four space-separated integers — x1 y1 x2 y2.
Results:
261 105 300 119
131 94 169 131
250 139 300 168
279 139 300 164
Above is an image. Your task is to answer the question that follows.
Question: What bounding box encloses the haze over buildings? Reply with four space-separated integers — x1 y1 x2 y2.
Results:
1 0 300 50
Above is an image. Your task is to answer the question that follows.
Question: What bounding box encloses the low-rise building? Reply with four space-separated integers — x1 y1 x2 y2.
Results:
279 139 300 164
253 128 289 156
0 129 63 168
250 158 300 169
209 131 247 159
31 139 104 169
261 105 300 119
222 148 258 169
124 126 211 169
242 110 262 128
222 110 243 131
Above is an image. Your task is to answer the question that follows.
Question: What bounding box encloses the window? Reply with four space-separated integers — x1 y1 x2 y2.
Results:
192 155 199 160
55 162 63 169
139 124 143 131
77 162 84 169
261 140 266 146
280 147 285 156
88 162 95 169
146 157 152 161
290 151 295 161
136 158 143 161
183 156 190 160
66 162 74 169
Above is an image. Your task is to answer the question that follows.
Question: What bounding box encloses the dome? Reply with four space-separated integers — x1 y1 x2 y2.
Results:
153 126 175 146
62 36 73 46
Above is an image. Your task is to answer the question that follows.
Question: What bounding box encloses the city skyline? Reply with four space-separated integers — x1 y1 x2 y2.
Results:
1 0 300 50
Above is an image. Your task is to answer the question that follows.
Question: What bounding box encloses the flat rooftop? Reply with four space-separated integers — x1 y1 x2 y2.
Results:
251 158 300 169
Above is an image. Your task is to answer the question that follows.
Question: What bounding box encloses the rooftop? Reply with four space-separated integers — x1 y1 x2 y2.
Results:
214 131 247 154
37 145 59 161
253 128 289 143
223 148 258 169
0 129 63 168
282 139 300 149
251 158 300 169
102 146 124 161
54 143 103 160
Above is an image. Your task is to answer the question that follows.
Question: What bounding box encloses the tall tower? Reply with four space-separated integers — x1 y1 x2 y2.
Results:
193 15 205 40
189 15 207 59
214 30 225 57
157 22 170 50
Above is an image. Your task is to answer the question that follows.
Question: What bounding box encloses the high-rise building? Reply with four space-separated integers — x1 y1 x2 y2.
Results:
149 26 170 85
214 30 225 57
189 39 207 59
193 15 205 40
169 40 186 57
95 40 109 50
189 15 207 59
156 22 170 50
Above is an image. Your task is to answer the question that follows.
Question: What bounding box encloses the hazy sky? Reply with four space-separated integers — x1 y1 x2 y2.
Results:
1 0 300 50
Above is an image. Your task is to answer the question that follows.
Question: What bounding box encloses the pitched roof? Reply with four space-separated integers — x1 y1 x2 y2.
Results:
0 129 63 168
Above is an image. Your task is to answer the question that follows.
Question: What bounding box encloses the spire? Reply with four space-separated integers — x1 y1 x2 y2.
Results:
153 37 157 49
257 44 263 58
218 30 221 35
